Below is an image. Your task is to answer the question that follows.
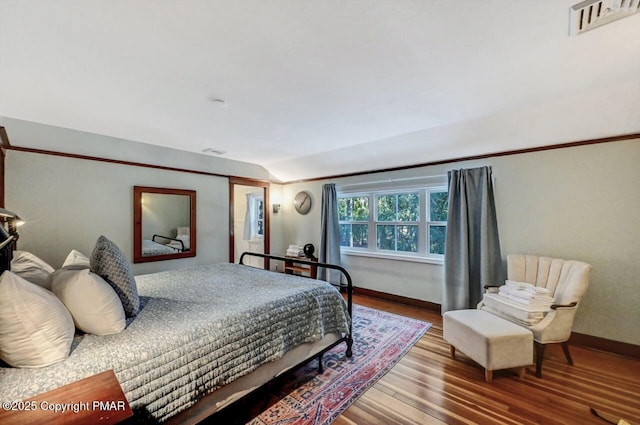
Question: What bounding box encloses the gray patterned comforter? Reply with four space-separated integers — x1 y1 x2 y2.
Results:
0 263 350 422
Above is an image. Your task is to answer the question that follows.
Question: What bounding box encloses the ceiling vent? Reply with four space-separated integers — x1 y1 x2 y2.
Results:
570 0 640 35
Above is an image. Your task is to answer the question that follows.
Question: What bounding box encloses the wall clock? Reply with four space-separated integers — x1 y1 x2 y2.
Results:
294 191 312 215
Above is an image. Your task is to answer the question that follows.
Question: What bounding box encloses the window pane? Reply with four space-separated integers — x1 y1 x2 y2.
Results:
352 224 368 248
257 200 264 220
339 224 351 247
257 220 263 235
398 193 419 221
339 197 369 221
376 195 396 221
338 198 351 221
430 192 448 222
397 225 418 252
352 197 369 221
376 225 395 250
340 223 368 248
429 225 446 255
338 199 348 221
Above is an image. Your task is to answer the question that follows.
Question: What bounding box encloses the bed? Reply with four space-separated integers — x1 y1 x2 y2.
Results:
0 252 353 424
141 235 184 256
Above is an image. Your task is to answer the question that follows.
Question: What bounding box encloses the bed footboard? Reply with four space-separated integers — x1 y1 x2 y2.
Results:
238 252 353 359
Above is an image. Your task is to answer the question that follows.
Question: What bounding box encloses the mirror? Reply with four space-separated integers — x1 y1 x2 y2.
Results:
133 186 196 263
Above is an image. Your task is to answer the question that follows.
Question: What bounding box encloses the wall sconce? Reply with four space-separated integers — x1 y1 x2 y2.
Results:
0 208 24 241
272 204 281 214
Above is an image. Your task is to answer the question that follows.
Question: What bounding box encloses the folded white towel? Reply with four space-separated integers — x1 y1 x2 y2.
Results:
499 287 554 308
500 287 535 301
503 294 553 309
505 280 551 295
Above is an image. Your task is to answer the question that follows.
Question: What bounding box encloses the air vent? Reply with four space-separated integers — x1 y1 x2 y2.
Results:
570 0 640 35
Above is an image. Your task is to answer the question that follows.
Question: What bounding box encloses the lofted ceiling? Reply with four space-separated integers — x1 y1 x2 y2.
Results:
1 1 639 182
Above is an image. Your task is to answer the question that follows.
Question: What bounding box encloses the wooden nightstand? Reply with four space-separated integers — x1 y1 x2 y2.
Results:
0 370 132 425
284 256 317 279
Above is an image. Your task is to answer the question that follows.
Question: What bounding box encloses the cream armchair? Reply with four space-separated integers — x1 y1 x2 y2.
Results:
478 254 591 378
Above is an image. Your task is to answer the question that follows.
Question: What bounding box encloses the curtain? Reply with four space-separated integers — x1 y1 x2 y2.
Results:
443 166 504 313
243 194 253 241
318 183 341 283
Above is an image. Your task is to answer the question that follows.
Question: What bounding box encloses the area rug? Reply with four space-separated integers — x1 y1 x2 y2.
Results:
242 304 431 425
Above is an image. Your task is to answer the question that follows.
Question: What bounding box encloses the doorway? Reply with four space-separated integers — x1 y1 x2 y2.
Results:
229 177 270 268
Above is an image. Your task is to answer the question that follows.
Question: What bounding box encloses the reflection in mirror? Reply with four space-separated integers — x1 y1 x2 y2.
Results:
133 186 196 263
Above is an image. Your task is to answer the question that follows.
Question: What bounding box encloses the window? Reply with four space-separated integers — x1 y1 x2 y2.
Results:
338 186 448 262
338 196 369 248
376 192 419 252
428 191 448 255
246 195 264 239
254 197 264 237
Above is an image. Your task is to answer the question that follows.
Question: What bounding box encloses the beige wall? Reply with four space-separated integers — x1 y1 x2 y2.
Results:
6 150 230 275
3 117 638 345
276 139 640 345
2 118 270 275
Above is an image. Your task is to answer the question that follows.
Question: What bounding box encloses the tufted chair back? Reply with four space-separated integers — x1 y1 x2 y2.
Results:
507 255 591 306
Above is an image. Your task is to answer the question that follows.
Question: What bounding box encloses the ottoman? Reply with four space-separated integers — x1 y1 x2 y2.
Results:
443 309 533 382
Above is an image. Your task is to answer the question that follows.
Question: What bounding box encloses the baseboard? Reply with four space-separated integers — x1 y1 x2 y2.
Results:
353 287 441 313
354 287 640 360
569 332 640 360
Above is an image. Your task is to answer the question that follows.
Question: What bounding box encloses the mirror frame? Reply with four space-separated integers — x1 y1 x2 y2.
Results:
133 186 197 263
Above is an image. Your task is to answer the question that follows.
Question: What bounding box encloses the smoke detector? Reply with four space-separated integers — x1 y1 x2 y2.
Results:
570 0 640 36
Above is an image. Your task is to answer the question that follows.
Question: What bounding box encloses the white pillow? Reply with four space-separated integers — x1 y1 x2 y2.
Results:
176 235 190 250
0 271 75 368
62 249 91 270
50 269 126 335
10 251 55 289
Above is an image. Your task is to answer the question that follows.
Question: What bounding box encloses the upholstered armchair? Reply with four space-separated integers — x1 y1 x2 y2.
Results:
478 254 591 378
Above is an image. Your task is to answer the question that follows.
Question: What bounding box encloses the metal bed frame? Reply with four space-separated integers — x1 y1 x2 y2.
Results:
239 251 354 366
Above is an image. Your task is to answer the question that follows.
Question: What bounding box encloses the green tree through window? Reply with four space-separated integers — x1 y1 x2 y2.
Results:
428 191 448 255
339 186 448 259
339 196 369 248
375 192 419 252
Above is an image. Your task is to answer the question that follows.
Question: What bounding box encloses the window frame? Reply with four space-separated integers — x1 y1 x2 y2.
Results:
338 185 447 264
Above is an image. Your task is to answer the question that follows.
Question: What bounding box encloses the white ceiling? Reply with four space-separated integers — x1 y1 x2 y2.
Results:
1 1 639 181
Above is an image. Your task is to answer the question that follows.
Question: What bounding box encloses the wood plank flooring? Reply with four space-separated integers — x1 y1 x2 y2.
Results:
335 294 640 425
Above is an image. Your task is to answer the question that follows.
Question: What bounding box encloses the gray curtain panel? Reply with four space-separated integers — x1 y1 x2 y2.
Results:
318 183 341 283
443 166 504 313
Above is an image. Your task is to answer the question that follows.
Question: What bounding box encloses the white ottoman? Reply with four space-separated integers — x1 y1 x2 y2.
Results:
443 309 533 382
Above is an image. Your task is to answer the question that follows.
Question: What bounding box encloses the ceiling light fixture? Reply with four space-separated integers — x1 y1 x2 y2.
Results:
202 148 227 155
209 97 227 107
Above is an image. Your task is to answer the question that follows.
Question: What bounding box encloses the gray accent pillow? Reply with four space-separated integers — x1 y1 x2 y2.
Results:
90 235 139 317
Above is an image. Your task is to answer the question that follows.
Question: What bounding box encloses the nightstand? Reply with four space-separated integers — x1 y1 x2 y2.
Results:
284 256 317 279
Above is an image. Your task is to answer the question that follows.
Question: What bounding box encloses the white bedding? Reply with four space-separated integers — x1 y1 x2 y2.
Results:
0 263 351 422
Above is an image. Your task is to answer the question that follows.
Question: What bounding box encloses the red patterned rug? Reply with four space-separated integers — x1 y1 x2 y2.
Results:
210 304 431 425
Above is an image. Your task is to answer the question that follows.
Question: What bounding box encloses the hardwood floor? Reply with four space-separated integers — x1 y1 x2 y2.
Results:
334 294 640 425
